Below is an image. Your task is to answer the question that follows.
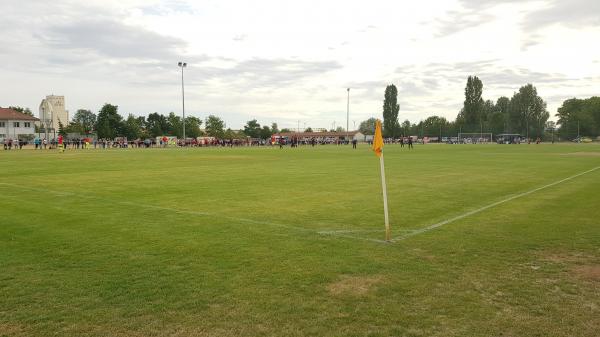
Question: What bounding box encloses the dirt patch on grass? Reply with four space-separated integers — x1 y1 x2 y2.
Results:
540 251 594 264
561 152 600 157
327 275 384 296
0 323 25 336
572 265 600 282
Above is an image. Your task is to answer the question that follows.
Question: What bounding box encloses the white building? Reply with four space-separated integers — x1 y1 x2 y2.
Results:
39 95 69 136
0 107 39 141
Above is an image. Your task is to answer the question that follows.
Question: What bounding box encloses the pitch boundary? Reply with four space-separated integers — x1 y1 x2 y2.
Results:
1 165 598 245
390 166 600 242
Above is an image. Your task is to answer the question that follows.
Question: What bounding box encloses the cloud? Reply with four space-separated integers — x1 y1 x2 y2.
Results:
434 10 495 37
188 58 343 90
139 0 197 16
233 34 248 42
432 0 524 38
435 0 600 46
396 60 576 90
37 19 187 60
522 0 600 30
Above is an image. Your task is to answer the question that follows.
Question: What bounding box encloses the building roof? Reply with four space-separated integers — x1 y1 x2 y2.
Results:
0 108 40 121
278 131 362 137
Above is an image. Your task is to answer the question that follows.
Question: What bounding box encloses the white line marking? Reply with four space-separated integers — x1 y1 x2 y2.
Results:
2 165 597 245
317 232 389 243
391 166 600 242
318 229 417 234
0 182 312 234
0 182 390 243
318 229 385 234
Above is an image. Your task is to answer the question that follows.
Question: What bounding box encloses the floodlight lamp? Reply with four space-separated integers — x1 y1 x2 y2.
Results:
178 62 182 66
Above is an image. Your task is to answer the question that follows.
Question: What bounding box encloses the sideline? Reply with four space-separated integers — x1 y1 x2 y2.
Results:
390 166 600 242
2 165 598 245
0 182 312 234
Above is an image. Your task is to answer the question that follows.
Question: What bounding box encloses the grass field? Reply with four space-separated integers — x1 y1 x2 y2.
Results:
1 143 599 336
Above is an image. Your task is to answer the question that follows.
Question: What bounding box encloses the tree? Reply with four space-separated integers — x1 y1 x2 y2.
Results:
509 84 548 139
58 121 67 136
556 97 600 139
95 104 123 139
71 109 97 134
271 123 279 134
462 76 484 130
122 114 143 139
382 85 400 138
335 126 345 132
259 125 273 139
401 120 412 136
8 106 33 116
419 116 448 138
224 128 244 140
243 119 262 138
147 112 169 137
280 128 291 133
167 112 182 138
205 115 225 138
304 127 313 132
496 96 510 115
359 117 378 135
185 116 203 138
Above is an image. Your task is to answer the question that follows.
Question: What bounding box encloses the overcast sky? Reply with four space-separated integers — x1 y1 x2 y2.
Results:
1 0 599 129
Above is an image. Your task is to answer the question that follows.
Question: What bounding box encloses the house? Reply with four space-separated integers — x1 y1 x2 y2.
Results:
0 107 40 141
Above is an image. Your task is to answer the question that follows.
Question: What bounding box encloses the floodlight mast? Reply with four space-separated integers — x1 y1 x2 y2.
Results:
178 62 187 145
346 88 350 134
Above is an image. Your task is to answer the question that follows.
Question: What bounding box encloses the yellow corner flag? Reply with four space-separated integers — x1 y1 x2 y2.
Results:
372 119 390 241
372 120 384 157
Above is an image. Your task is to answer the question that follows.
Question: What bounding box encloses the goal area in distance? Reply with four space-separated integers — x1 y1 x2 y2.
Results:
458 133 493 144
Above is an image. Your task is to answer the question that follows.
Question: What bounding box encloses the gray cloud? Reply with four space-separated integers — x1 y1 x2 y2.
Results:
456 0 524 11
396 60 576 89
523 0 600 30
432 0 523 38
139 0 197 16
434 0 600 44
37 19 187 60
434 10 494 37
188 58 343 90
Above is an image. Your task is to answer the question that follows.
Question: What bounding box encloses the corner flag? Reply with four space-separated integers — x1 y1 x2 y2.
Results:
372 120 390 241
372 120 384 157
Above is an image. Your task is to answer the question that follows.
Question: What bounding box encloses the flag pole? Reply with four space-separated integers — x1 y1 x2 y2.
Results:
379 153 390 241
372 119 390 241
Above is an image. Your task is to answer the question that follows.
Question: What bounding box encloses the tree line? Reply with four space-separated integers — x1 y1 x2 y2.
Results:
360 77 599 140
8 75 600 141
60 104 288 140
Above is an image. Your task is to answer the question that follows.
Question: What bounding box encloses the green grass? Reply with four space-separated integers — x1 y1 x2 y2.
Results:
1 143 599 336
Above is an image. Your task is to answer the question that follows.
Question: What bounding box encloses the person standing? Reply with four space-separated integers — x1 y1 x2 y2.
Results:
352 138 357 149
400 137 404 148
58 134 64 152
408 136 413 149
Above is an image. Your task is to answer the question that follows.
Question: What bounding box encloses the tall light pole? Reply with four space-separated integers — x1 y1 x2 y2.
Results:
346 88 350 132
178 62 187 145
526 105 530 142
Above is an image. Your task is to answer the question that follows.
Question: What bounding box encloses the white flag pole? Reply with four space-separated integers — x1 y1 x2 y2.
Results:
379 152 390 241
